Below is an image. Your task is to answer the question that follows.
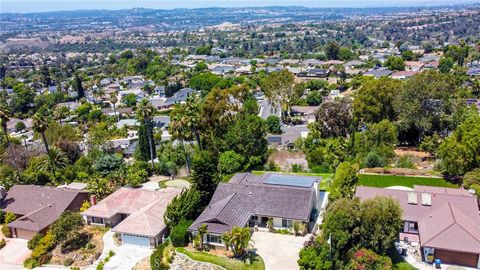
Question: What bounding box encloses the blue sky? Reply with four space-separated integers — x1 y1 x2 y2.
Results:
1 0 478 13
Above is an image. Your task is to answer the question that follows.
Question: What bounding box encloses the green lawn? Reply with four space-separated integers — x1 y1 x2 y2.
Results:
251 170 333 191
176 247 265 270
358 174 457 189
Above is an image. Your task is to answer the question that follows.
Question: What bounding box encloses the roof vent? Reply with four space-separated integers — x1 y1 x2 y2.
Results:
407 192 417 204
421 193 432 206
248 192 252 196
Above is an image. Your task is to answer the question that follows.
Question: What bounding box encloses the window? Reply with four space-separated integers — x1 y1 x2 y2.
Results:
91 216 104 224
206 234 222 244
282 219 293 228
252 215 259 221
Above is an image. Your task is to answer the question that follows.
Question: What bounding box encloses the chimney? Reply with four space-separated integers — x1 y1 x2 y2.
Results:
90 195 97 206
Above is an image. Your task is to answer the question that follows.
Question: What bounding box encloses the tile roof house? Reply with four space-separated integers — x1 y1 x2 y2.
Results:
189 173 321 248
355 185 480 268
82 187 181 248
0 185 89 239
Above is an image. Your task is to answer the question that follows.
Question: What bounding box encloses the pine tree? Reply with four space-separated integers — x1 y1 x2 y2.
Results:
73 74 84 100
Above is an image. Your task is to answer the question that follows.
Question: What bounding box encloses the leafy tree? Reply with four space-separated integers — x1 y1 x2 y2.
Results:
261 70 303 118
353 78 402 123
222 114 268 169
75 102 92 123
439 57 454 73
194 62 208 72
191 151 218 204
0 108 18 170
87 178 113 199
196 44 212 55
218 150 244 174
359 196 403 253
93 154 123 175
401 50 414 61
50 211 84 243
265 115 282 134
170 220 193 247
164 188 201 227
122 93 137 107
306 91 323 106
188 72 222 97
384 56 405 71
329 162 358 201
314 98 353 138
338 47 354 61
15 121 26 133
357 120 398 160
325 40 340 60
395 71 458 145
10 83 35 114
437 112 480 176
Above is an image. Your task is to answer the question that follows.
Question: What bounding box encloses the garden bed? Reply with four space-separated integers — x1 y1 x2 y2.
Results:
176 247 265 270
49 226 106 267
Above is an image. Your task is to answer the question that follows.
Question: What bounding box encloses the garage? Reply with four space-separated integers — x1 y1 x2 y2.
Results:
121 233 150 248
435 249 479 268
13 228 37 240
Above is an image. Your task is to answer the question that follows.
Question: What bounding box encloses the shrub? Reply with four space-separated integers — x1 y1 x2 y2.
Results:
61 232 90 253
50 211 84 243
2 224 11 237
4 211 16 224
0 209 3 224
80 200 91 212
150 242 169 270
365 151 385 168
108 250 115 257
397 155 415 169
291 164 304 173
86 242 96 249
218 150 244 174
28 233 43 250
96 261 104 270
0 239 6 249
63 258 74 266
170 220 193 247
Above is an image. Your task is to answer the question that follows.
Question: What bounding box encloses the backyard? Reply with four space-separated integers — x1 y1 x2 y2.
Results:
176 247 265 270
358 174 457 189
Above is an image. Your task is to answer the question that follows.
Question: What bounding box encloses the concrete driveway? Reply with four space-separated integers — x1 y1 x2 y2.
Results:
0 238 31 269
251 231 306 270
86 230 153 270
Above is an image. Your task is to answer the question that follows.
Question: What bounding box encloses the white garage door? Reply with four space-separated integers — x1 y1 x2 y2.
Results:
122 233 150 247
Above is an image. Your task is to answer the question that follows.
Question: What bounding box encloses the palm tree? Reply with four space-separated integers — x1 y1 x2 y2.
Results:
197 224 208 250
109 92 119 122
137 99 156 169
169 106 192 175
184 96 202 150
39 147 69 181
32 113 50 153
227 227 252 258
0 108 18 170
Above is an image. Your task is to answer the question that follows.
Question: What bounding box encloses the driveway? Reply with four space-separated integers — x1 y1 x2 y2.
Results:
251 231 306 270
0 238 31 269
86 230 153 270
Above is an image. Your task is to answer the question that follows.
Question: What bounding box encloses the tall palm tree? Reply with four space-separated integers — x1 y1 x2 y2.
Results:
39 147 69 182
109 92 119 122
0 108 18 170
184 96 202 150
137 99 156 169
32 113 50 153
169 110 191 175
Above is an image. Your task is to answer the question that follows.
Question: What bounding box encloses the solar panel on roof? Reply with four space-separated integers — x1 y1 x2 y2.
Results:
263 174 318 188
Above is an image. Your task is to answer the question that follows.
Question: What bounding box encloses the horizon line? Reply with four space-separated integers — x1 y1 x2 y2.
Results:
2 1 479 15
